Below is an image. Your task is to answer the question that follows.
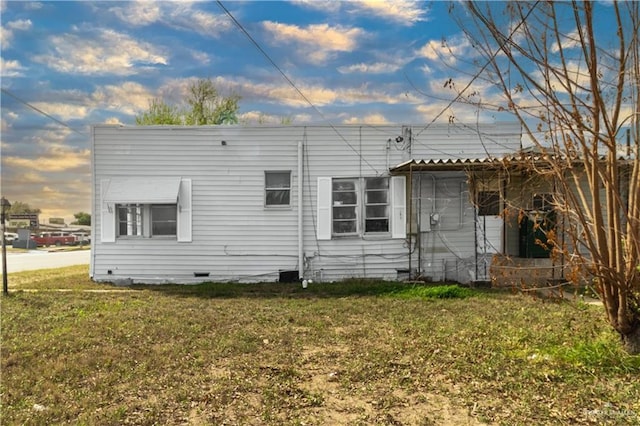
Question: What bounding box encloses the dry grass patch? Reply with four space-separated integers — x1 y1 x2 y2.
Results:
1 269 639 425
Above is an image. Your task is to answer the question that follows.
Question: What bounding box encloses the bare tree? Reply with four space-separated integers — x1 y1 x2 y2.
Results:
449 1 639 353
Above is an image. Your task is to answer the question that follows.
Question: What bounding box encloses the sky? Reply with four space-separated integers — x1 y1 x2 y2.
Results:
0 0 633 225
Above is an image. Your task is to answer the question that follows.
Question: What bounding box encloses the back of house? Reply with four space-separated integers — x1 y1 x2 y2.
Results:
91 123 522 284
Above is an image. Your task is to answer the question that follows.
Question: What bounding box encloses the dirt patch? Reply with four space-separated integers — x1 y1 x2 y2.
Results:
298 349 485 425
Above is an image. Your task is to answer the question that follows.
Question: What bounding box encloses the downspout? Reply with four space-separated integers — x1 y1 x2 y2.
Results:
408 163 413 278
90 125 96 279
298 140 304 281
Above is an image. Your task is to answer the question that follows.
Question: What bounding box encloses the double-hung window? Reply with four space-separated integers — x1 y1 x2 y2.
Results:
318 176 405 239
364 177 389 233
332 179 359 234
265 171 291 207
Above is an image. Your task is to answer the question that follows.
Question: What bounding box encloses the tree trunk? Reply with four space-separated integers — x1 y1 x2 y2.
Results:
621 325 640 355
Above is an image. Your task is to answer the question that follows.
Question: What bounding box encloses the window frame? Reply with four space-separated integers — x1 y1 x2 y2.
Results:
150 204 177 236
331 177 391 237
364 177 390 234
264 170 292 208
115 203 177 239
317 176 405 241
332 178 360 236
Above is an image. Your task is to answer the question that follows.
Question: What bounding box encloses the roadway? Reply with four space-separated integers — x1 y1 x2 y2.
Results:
1 249 91 274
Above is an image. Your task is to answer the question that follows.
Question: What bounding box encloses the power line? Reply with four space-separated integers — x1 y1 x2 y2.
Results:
413 1 541 141
1 88 87 136
216 0 379 173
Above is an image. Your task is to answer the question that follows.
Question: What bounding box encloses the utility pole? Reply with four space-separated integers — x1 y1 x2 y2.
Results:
1 197 11 295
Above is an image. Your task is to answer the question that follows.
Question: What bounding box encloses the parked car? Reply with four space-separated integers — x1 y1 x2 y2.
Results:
72 232 91 245
31 232 76 247
3 232 18 244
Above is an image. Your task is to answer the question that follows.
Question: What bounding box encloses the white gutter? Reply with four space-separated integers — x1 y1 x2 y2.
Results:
298 140 304 280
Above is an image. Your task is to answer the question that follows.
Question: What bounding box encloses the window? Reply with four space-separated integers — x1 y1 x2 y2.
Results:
477 191 500 216
265 171 291 206
116 204 176 238
332 179 359 234
317 176 405 240
532 193 553 211
101 178 191 243
364 177 389 232
331 177 390 236
117 204 143 237
151 205 177 235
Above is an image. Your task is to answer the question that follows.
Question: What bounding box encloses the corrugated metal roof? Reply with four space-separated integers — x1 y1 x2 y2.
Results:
391 146 636 173
390 157 505 172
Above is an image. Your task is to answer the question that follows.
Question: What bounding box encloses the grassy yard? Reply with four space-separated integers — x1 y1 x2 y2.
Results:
1 266 639 425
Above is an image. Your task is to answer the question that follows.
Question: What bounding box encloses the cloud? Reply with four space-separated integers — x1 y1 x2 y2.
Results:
30 102 89 121
0 26 12 46
0 57 26 77
91 81 154 115
33 28 168 76
338 62 402 74
262 21 364 64
343 113 391 125
292 1 341 13
103 117 125 125
350 0 429 26
214 75 422 110
3 148 90 173
109 1 161 26
294 0 428 26
1 18 32 48
109 1 232 38
417 35 473 66
20 172 47 184
7 19 32 31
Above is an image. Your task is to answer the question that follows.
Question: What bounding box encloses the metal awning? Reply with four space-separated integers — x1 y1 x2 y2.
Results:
103 177 181 204
390 157 504 172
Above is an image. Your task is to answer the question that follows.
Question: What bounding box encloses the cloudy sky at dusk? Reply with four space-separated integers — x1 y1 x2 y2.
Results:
0 1 632 224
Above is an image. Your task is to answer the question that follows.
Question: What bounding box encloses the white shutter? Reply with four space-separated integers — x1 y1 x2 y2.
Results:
101 179 115 243
177 178 192 242
391 176 407 239
317 177 332 240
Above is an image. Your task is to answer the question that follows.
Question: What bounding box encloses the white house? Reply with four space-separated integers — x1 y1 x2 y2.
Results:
90 123 522 284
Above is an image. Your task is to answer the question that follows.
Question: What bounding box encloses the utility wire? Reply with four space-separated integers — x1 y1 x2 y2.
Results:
413 1 541 140
1 88 87 136
216 0 379 173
